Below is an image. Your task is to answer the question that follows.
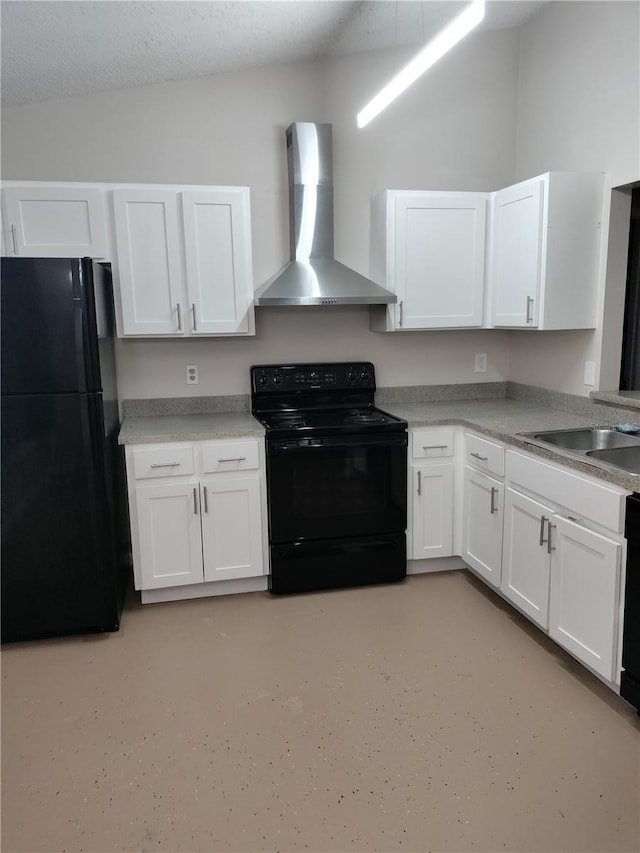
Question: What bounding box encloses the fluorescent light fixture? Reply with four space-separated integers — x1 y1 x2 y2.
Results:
357 0 485 128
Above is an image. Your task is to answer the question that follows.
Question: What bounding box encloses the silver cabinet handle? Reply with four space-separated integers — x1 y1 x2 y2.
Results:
398 300 403 327
191 303 197 331
417 469 422 495
193 487 198 514
10 224 18 255
202 485 208 513
150 462 180 469
470 452 488 462
526 296 534 324
423 445 449 451
176 303 183 332
547 522 556 554
539 515 549 546
217 456 247 463
490 487 498 514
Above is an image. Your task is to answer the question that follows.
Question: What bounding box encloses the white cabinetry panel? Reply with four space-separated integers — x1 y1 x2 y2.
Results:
2 184 108 258
201 476 263 581
549 516 621 681
135 482 203 589
182 190 252 335
113 188 184 335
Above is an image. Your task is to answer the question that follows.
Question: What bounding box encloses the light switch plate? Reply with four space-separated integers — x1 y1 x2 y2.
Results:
474 353 488 373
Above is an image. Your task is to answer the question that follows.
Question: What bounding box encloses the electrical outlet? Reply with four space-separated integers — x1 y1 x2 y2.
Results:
186 364 199 385
474 353 488 373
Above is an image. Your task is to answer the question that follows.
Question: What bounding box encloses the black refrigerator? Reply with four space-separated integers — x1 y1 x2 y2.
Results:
1 257 127 642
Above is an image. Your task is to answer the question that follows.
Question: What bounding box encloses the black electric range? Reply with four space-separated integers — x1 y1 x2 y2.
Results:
251 362 408 594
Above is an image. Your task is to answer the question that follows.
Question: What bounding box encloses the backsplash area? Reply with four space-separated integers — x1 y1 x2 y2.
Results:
121 382 640 423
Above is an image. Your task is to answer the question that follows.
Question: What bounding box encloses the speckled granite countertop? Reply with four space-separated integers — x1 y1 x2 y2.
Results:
119 397 640 491
383 399 640 491
591 390 640 411
118 412 265 445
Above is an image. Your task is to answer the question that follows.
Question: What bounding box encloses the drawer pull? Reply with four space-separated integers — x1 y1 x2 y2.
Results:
539 515 549 546
217 456 247 463
150 462 181 469
547 522 556 554
526 295 534 324
423 444 448 451
490 487 498 515
470 452 488 462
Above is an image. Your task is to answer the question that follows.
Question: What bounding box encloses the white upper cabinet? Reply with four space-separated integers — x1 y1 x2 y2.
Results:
1 183 108 259
370 190 488 331
113 188 185 336
488 172 603 329
181 190 253 335
112 184 255 338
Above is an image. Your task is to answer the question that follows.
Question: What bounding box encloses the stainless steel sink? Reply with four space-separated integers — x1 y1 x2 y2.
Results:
520 427 640 452
518 426 640 476
586 446 640 474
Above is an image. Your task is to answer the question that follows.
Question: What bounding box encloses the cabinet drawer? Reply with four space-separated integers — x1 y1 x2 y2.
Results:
411 429 454 459
507 450 627 533
132 444 195 480
465 433 505 477
201 440 259 474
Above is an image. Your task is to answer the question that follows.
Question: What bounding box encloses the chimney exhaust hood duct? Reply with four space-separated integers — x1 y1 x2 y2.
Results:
254 122 397 306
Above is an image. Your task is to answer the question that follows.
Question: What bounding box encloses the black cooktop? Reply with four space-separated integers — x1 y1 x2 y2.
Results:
251 362 407 438
255 406 406 438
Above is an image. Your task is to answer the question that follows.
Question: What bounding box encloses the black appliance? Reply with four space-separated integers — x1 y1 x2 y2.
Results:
1 257 126 642
621 494 640 713
251 362 407 594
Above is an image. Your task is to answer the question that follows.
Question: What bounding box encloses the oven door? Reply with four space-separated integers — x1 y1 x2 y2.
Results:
266 433 407 544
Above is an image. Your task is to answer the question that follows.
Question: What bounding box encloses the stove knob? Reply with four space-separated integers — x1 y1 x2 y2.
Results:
273 372 284 385
360 370 370 382
258 373 269 385
346 370 357 382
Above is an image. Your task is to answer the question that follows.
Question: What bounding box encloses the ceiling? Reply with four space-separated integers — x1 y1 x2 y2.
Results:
1 1 548 107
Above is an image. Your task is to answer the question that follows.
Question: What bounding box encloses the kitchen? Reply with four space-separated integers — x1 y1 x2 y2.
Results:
2 1 640 851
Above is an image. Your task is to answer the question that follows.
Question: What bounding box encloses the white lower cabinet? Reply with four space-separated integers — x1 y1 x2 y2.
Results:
501 488 554 628
126 439 266 595
200 475 263 582
548 516 621 681
408 428 455 561
462 467 504 587
411 463 454 559
135 482 204 589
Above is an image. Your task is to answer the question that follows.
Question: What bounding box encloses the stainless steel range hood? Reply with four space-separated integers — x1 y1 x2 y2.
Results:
254 123 396 306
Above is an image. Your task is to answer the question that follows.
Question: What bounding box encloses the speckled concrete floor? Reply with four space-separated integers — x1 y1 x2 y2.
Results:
2 570 639 853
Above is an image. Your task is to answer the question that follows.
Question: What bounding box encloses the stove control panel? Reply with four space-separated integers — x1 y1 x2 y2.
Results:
251 362 376 393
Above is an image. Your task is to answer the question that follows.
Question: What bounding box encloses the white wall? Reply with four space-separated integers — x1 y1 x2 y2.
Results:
509 0 640 394
3 5 638 400
1 30 517 399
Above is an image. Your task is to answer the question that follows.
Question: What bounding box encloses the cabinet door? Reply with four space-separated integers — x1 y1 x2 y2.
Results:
200 475 264 582
2 185 108 258
462 467 504 587
490 179 543 327
549 516 621 680
113 188 185 335
411 462 454 559
182 189 254 335
502 488 553 628
135 482 203 589
394 194 486 328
